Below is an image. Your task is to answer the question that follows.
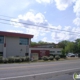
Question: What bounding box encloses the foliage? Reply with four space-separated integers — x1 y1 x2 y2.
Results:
8 57 15 63
65 42 74 53
25 56 30 62
61 49 66 59
49 56 54 60
15 57 22 63
58 40 70 48
42 56 49 61
55 55 60 61
3 58 8 63
20 57 26 62
0 56 3 63
60 55 66 59
78 53 80 58
31 41 53 47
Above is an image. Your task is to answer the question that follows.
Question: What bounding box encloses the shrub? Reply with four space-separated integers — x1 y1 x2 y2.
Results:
0 56 3 63
8 57 15 63
15 57 22 63
3 58 8 63
60 55 66 59
55 55 60 61
25 56 30 62
78 53 80 58
42 56 49 61
49 56 54 60
20 57 26 62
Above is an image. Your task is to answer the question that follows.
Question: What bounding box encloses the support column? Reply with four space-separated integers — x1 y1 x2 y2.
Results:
29 38 31 59
3 36 6 58
29 48 31 59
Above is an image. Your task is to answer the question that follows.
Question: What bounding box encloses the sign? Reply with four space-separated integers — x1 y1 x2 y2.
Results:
39 50 46 57
31 53 38 61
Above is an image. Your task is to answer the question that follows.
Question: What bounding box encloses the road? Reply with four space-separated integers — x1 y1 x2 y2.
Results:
0 59 80 80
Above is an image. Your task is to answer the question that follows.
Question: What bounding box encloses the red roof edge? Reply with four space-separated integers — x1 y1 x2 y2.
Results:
0 31 34 38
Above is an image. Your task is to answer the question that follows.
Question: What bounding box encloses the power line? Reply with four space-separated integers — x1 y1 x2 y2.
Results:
0 14 16 18
0 16 80 36
0 21 80 37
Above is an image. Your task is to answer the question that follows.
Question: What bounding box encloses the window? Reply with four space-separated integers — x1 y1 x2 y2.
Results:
57 51 61 53
0 36 4 44
50 51 55 53
19 38 29 45
0 52 3 56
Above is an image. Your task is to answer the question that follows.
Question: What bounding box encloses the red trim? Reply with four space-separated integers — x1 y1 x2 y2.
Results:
0 31 33 38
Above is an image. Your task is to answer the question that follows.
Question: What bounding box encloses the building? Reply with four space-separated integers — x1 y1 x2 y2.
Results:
0 31 33 58
30 44 62 59
0 31 62 59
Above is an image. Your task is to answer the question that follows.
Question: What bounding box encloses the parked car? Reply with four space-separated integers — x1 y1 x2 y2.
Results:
67 53 75 57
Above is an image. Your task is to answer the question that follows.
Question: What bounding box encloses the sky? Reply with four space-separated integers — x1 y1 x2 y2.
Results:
0 0 80 43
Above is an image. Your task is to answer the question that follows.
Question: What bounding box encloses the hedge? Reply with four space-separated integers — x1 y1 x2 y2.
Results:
49 56 54 60
8 57 15 63
42 56 49 61
55 55 60 60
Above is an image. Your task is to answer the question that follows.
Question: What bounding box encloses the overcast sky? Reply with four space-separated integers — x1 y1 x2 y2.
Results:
0 0 80 43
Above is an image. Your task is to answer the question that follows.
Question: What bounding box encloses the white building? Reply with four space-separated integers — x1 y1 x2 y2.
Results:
0 31 33 58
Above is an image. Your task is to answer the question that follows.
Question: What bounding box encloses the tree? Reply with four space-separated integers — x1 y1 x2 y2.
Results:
75 39 80 53
58 40 70 49
65 42 74 53
38 41 48 44
31 42 37 47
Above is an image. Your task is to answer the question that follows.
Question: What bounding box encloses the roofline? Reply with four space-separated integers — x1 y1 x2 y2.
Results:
0 31 34 38
30 43 55 47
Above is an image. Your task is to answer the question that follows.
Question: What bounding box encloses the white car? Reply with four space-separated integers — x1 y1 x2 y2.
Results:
67 53 75 57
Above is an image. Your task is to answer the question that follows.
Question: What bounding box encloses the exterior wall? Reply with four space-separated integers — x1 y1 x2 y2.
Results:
0 44 3 52
30 48 62 58
49 48 62 55
6 36 29 57
31 50 49 59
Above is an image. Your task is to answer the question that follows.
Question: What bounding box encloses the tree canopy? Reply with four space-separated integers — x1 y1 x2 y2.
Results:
31 39 80 54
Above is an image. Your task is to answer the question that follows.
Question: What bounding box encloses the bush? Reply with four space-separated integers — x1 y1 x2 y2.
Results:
60 55 66 59
42 56 49 61
15 57 22 63
25 56 30 62
0 56 3 63
78 53 80 58
20 57 26 62
49 56 54 60
55 55 60 61
3 58 8 63
8 57 15 63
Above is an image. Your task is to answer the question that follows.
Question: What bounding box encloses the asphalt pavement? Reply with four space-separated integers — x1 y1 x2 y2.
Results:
0 59 80 80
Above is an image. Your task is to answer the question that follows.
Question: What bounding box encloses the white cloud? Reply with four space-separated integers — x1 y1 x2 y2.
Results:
51 26 80 43
11 11 80 43
11 11 49 39
40 33 46 36
73 0 80 17
73 0 80 26
73 17 80 26
54 0 75 10
41 37 52 43
42 37 47 42
36 0 53 4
